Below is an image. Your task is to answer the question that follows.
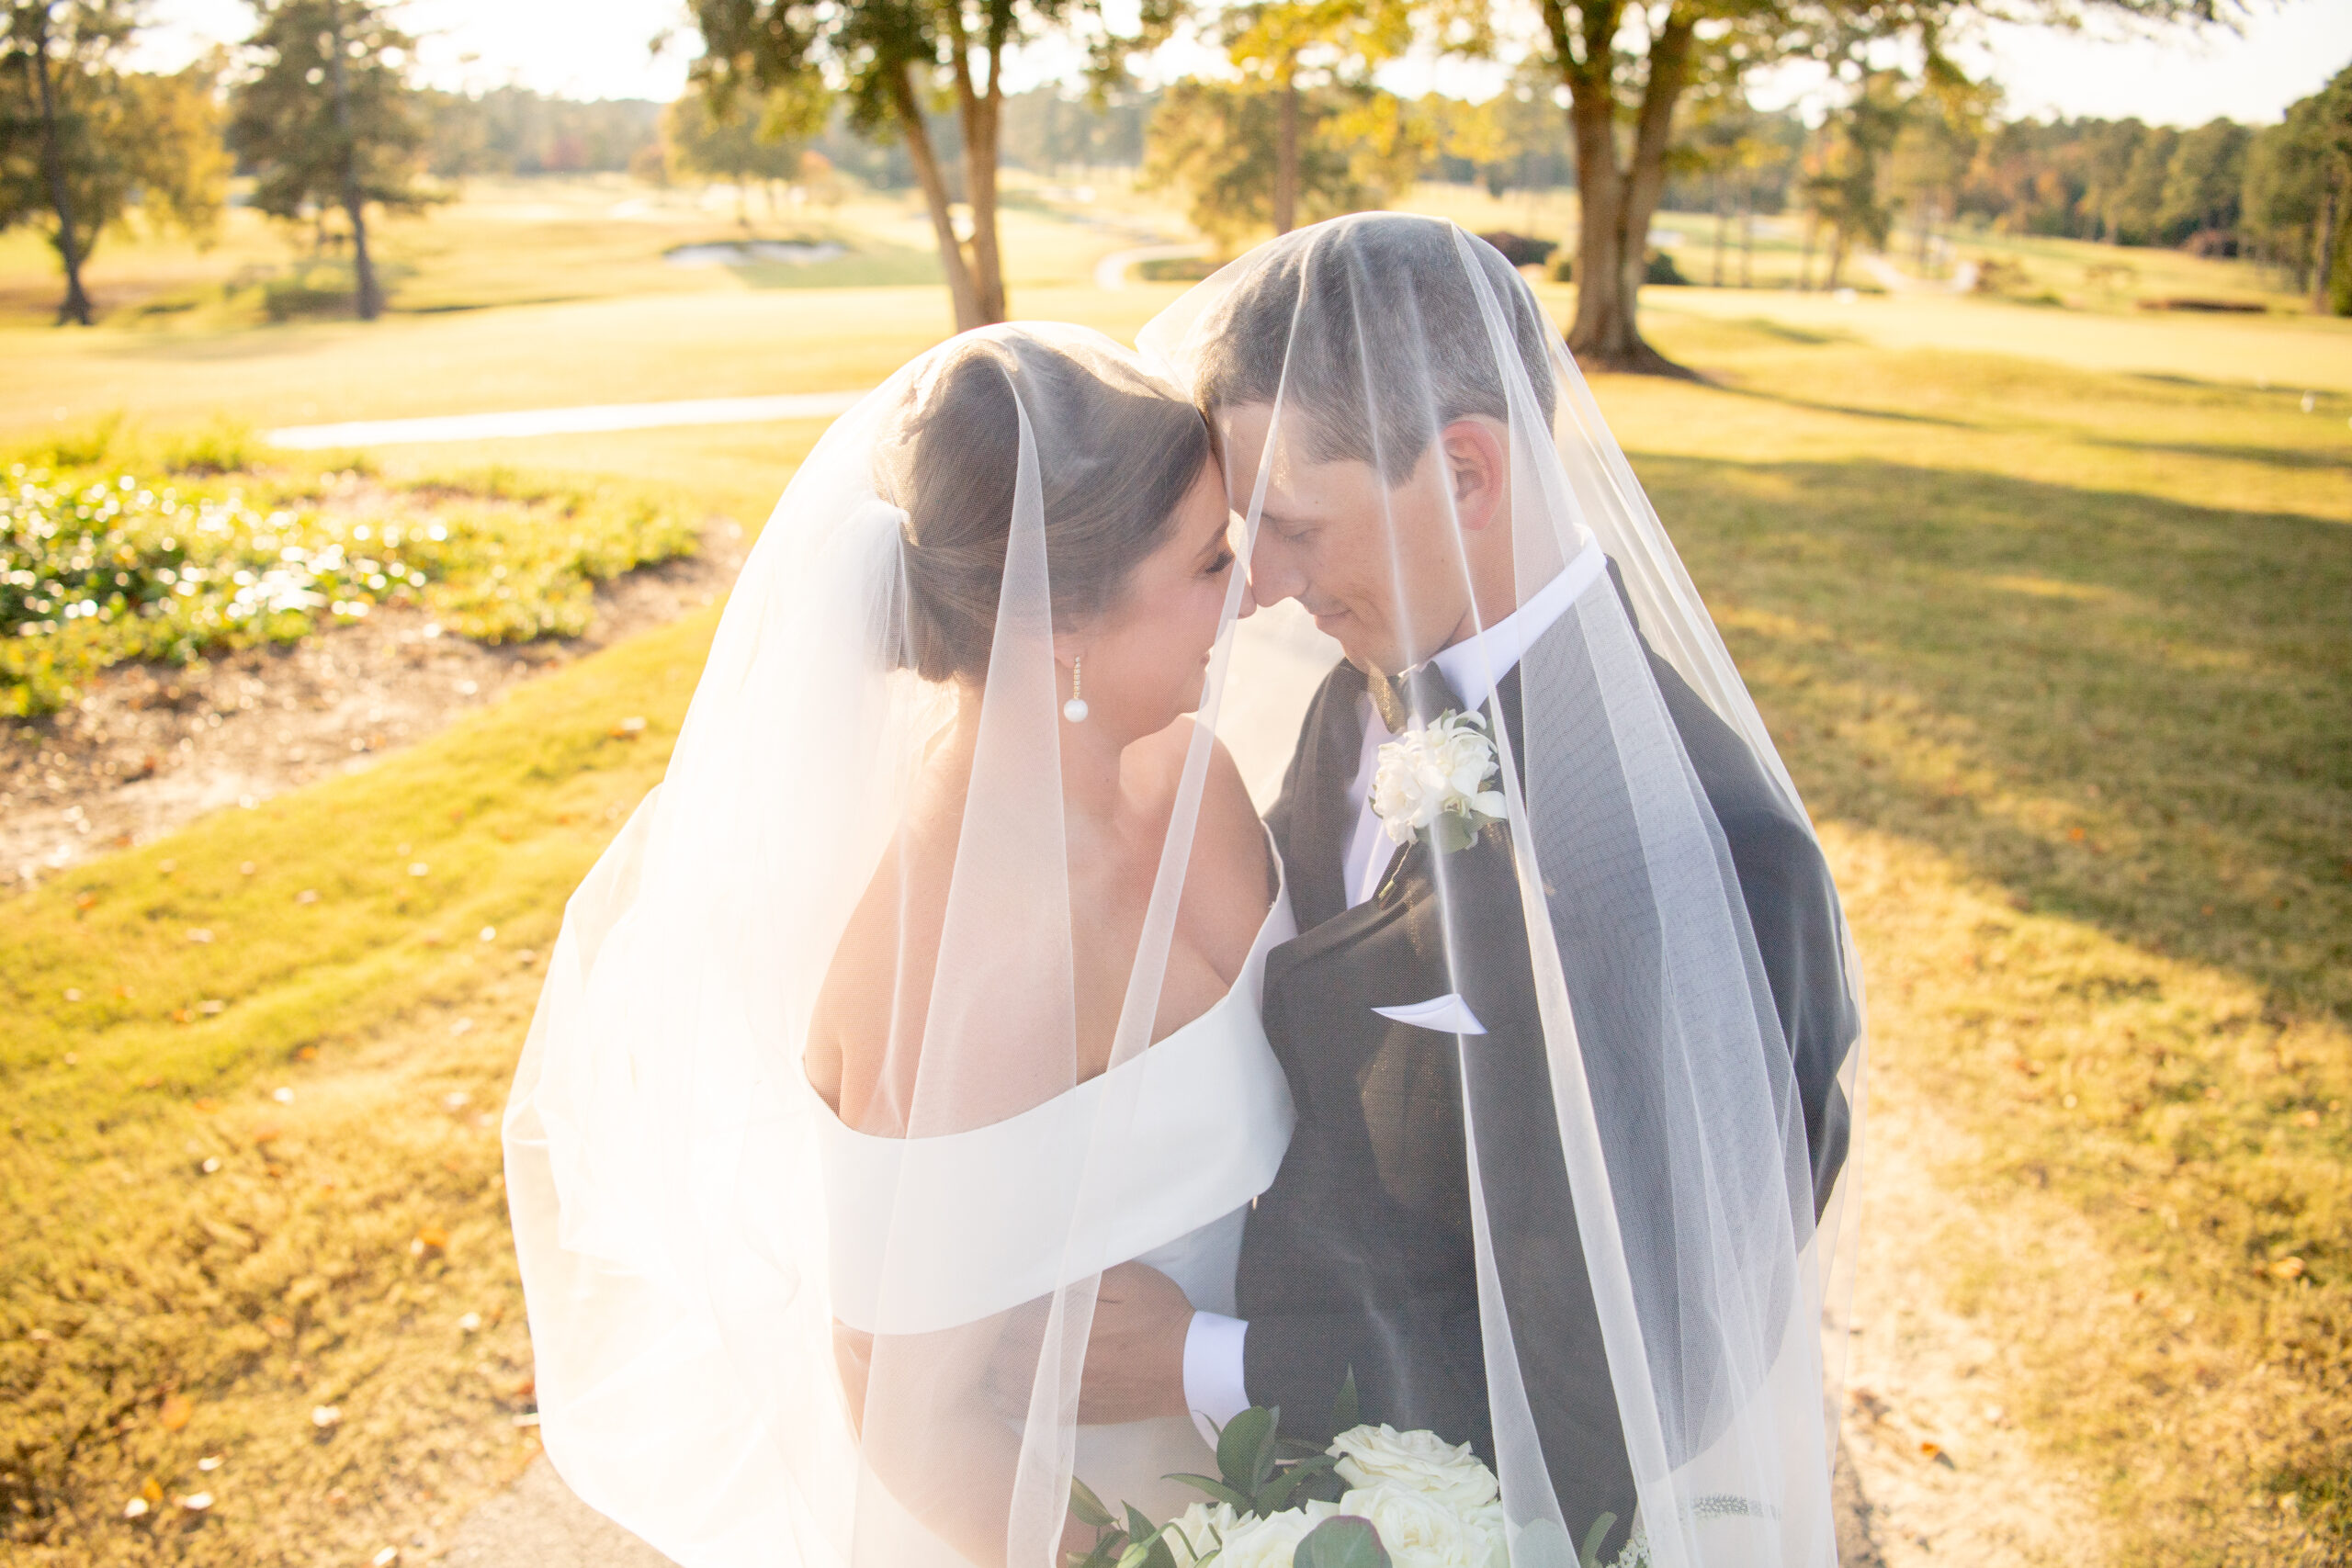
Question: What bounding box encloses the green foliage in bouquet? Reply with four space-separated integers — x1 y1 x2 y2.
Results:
1069 1374 1384 1568
1293 1517 1392 1568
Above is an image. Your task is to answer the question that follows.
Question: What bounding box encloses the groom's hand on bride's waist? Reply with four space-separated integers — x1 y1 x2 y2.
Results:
1074 1261 1193 1425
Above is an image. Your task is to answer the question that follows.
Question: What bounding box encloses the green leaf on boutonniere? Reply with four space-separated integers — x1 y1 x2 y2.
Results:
1430 812 1478 855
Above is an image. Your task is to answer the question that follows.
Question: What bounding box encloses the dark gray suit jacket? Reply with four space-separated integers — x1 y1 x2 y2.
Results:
1236 591 1858 1558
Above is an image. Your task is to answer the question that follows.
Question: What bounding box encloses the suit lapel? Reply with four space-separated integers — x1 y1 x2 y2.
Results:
1283 660 1371 933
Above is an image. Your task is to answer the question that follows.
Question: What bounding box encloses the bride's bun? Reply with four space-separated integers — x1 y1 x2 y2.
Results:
888 334 1210 683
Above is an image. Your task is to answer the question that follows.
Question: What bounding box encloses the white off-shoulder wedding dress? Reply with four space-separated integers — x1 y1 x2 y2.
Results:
809 866 1297 1521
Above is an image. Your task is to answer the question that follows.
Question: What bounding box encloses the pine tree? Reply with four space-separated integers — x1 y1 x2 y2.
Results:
228 0 428 321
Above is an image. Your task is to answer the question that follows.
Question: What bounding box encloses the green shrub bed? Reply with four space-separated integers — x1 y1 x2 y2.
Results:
2 444 699 718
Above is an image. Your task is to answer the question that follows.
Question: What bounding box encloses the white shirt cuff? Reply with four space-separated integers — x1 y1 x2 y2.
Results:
1182 1311 1251 1448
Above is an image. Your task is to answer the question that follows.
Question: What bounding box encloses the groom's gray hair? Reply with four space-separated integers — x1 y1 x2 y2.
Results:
1194 214 1559 486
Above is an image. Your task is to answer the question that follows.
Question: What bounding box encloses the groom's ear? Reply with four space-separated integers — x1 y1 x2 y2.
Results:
1437 418 1508 534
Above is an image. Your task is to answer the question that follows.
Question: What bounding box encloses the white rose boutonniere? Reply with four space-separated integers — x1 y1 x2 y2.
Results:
1372 711 1507 854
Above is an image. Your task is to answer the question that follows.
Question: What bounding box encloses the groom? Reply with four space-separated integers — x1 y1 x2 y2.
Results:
1085 216 1858 1555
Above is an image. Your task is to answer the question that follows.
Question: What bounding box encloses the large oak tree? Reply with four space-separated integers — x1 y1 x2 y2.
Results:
1532 0 2248 376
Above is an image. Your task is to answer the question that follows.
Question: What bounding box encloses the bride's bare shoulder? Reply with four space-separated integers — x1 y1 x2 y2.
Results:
806 794 961 1123
1130 718 1269 888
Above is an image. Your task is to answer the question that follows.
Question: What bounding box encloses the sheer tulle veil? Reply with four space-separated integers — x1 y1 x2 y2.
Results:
1142 215 1866 1568
505 322 1265 1566
504 222 1865 1568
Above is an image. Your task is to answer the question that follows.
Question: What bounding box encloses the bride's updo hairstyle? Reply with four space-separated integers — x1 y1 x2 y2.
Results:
885 333 1211 684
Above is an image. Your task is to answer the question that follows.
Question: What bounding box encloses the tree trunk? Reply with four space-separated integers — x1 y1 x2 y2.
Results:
952 44 1007 325
2313 179 2339 316
1798 215 1817 290
1551 0 1698 378
327 1 381 321
1739 185 1754 288
1613 9 1693 309
1710 171 1724 287
25 17 93 326
1273 73 1299 235
888 62 981 332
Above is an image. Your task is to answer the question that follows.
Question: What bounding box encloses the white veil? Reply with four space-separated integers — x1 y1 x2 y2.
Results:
1146 215 1866 1568
504 322 1262 1566
504 224 1864 1568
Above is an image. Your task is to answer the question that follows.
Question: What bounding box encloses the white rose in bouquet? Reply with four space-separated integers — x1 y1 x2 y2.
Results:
1165 1500 1242 1566
1338 1483 1510 1568
1210 1500 1340 1568
1330 1423 1501 1514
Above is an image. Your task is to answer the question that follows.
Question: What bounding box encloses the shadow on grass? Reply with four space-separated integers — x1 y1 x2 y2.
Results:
2083 435 2352 473
1705 381 1983 430
1641 453 2351 1024
1649 451 2352 1551
1721 316 1865 347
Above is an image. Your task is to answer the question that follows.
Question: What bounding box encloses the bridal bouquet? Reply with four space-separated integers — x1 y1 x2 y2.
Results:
1072 1395 1509 1568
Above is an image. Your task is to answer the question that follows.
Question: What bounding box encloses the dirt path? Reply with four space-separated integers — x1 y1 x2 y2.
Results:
438 1457 674 1568
1821 830 2116 1568
2 523 750 889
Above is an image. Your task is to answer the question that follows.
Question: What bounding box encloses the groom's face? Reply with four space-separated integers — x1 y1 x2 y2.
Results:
1216 402 1476 676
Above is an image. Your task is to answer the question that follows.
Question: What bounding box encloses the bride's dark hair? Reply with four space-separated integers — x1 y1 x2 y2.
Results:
889 334 1212 683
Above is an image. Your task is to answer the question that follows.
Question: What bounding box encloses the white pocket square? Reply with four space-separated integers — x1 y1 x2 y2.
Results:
1372 993 1487 1036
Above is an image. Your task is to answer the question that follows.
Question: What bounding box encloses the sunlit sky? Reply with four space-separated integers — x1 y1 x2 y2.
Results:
140 0 2352 129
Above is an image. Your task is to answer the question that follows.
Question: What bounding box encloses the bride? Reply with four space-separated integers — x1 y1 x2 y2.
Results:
504 325 1297 1567
801 332 1295 1553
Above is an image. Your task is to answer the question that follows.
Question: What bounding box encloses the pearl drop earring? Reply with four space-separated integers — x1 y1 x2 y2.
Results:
1062 656 1089 723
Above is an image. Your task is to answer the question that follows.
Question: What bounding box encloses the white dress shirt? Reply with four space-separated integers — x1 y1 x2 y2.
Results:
1179 537 1607 1438
1338 540 1609 909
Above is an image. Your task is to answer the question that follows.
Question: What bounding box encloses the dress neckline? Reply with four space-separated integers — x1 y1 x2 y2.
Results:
807 824 1289 1145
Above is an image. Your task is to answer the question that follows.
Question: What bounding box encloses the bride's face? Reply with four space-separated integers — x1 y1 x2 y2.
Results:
1071 457 1247 739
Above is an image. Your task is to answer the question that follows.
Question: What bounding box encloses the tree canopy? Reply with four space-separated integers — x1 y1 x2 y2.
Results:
228 0 429 319
0 2 228 323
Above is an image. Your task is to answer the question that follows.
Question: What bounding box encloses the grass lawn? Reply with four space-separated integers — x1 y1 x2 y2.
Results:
1615 309 2352 1564
0 173 1131 331
2 612 717 1564
1 210 2346 1564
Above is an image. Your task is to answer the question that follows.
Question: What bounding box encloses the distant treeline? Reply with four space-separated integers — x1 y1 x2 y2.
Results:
1918 96 2344 299
767 86 1159 196
412 83 1154 187
413 76 2345 305
421 87 662 177
1963 117 2262 248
